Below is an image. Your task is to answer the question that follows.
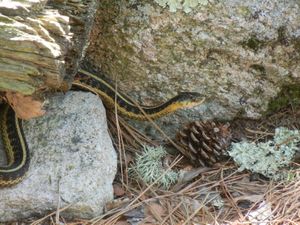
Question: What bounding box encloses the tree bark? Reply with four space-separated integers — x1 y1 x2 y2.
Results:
0 0 98 95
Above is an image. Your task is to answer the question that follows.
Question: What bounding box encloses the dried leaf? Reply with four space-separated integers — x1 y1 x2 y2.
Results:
124 205 145 220
234 194 264 203
124 153 134 165
6 92 45 120
115 221 130 225
114 183 126 197
247 201 273 225
138 216 157 225
172 167 210 191
105 197 130 211
145 202 165 222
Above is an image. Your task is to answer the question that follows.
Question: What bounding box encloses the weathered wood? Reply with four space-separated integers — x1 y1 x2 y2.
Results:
0 0 98 95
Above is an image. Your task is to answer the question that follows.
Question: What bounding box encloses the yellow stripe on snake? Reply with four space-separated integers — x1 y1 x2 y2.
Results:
0 69 205 187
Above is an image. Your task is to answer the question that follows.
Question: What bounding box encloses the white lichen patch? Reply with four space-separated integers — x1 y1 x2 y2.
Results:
130 145 179 189
154 0 208 13
229 127 300 179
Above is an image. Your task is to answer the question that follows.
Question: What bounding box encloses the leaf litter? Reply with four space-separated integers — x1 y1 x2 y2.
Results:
29 100 300 225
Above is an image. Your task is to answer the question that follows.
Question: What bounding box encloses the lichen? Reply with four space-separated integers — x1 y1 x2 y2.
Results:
228 127 300 179
153 0 208 13
130 145 179 189
267 85 300 113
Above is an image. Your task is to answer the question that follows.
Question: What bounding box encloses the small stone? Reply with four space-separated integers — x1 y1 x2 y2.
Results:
0 91 117 222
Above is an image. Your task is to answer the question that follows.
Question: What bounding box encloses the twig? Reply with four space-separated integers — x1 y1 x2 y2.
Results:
91 156 183 224
55 183 61 224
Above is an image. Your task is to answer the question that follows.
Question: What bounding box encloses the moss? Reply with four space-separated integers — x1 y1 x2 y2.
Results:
242 28 291 51
241 36 265 51
237 6 251 16
293 37 300 53
250 64 266 77
267 84 300 113
277 26 288 45
235 107 247 117
253 86 264 96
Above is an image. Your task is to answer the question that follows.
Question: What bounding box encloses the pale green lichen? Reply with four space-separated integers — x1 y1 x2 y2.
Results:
130 145 178 189
154 0 208 13
228 127 300 179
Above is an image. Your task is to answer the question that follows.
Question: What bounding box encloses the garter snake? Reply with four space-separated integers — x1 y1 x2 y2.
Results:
0 69 205 187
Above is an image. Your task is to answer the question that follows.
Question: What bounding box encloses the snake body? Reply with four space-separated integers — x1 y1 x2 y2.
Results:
0 69 205 187
0 104 29 187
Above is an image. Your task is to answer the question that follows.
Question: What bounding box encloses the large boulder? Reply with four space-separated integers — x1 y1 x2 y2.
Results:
87 0 300 136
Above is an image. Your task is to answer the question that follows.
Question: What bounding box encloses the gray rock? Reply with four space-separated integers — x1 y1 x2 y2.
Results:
0 91 117 222
87 0 300 137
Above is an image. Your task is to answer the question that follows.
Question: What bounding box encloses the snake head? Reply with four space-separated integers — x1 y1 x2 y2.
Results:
175 92 206 108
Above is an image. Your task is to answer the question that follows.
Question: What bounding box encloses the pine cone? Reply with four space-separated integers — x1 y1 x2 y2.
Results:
175 121 232 167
